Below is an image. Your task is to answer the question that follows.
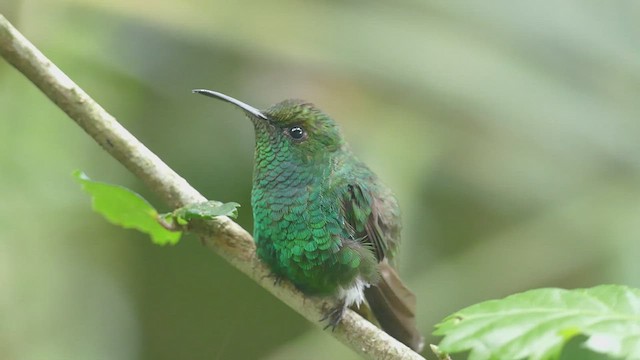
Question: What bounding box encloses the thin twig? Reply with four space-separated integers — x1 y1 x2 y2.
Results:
0 13 424 360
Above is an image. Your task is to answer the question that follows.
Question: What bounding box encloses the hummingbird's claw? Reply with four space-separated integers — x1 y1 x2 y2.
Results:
273 274 284 286
321 301 346 331
259 271 285 286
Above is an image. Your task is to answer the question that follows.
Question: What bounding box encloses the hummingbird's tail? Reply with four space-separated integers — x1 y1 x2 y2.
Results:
364 260 425 353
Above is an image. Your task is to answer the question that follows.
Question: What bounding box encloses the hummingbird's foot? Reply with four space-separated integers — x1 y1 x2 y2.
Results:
321 300 346 331
260 271 285 286
272 274 285 286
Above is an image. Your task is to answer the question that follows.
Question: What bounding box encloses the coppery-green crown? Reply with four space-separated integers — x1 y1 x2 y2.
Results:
261 99 345 153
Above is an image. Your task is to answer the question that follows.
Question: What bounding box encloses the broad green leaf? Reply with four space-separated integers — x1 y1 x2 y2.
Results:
434 285 640 360
171 201 240 224
73 170 181 245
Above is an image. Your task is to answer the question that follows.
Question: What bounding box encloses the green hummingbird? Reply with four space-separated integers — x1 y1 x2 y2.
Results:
194 89 424 352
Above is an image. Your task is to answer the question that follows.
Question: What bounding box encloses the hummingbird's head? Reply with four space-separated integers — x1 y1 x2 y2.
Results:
193 90 346 163
260 99 344 152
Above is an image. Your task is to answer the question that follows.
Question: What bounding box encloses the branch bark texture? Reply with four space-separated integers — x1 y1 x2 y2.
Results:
0 14 424 360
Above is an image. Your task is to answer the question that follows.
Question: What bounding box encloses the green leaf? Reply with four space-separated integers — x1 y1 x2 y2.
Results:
73 170 181 245
434 285 640 360
171 201 240 222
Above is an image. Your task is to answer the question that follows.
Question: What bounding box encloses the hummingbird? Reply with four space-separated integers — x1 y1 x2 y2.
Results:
193 89 424 352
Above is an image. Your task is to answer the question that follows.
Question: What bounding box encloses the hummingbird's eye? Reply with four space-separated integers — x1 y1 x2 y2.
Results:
288 126 306 140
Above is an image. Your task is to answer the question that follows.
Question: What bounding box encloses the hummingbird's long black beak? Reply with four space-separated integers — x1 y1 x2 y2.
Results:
192 89 267 120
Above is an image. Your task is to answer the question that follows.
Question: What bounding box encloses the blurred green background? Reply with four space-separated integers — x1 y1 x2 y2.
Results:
1 1 639 359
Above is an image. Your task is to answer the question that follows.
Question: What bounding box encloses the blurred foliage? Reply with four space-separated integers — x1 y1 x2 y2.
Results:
1 1 639 359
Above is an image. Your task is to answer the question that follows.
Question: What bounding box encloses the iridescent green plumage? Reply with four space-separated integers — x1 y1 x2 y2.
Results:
252 100 387 295
194 90 424 352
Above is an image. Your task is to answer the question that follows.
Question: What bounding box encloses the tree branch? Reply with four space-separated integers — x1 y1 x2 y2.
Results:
0 14 424 360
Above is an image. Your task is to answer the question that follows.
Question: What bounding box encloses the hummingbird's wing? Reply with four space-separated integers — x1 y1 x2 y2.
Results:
341 182 400 262
340 182 424 352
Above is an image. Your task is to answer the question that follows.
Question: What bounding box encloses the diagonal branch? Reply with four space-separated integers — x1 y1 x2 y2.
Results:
0 14 424 360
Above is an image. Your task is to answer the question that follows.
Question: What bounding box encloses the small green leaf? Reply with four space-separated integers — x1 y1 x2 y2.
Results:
73 170 181 245
171 201 240 223
434 284 640 360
